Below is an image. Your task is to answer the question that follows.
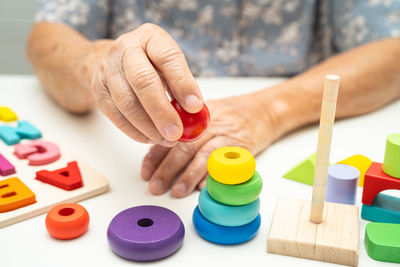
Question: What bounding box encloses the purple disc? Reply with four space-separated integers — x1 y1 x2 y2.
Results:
107 205 185 262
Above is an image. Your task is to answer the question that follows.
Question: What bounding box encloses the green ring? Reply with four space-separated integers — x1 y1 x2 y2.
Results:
206 171 263 206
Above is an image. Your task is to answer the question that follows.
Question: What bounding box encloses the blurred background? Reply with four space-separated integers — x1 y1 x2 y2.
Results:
0 0 36 74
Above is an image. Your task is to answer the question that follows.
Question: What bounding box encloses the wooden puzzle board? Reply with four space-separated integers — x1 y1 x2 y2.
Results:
0 131 110 228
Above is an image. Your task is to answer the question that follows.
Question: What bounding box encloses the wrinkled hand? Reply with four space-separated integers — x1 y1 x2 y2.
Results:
141 94 277 197
90 23 203 146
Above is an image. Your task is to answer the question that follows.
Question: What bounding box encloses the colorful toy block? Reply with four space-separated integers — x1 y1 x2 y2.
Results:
107 206 185 262
14 140 61 166
365 222 400 263
282 153 316 185
0 106 17 122
0 153 15 176
383 133 400 178
45 203 89 239
0 177 36 212
361 193 400 223
36 161 83 191
267 76 359 266
337 154 372 186
325 164 359 205
0 120 41 145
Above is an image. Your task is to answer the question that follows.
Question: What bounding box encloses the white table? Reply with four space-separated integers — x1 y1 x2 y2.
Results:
1 75 399 267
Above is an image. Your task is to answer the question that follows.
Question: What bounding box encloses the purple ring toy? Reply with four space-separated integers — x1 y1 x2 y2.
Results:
107 205 185 262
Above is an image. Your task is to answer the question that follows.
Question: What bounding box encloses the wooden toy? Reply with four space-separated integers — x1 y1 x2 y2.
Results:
198 187 260 226
193 206 261 245
107 206 185 262
171 99 210 142
0 106 18 122
36 161 83 191
207 146 256 184
14 140 61 166
362 162 400 205
365 222 400 263
206 170 262 206
267 75 359 266
337 154 372 186
0 120 41 145
0 153 15 176
383 133 400 178
45 203 89 239
283 153 316 185
325 164 359 205
361 193 400 223
0 177 36 212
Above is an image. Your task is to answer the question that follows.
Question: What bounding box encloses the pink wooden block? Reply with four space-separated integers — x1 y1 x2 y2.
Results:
0 153 15 176
14 140 61 166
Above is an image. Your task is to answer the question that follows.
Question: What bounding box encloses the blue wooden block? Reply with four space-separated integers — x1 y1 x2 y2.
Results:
0 120 42 145
361 193 400 223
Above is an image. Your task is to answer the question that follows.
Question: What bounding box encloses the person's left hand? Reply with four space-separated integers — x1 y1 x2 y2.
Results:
140 93 277 197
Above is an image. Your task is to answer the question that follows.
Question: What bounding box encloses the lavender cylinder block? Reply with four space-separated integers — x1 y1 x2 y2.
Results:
325 164 360 205
107 205 185 262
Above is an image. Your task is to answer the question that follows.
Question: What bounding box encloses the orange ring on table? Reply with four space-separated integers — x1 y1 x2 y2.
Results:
45 203 90 240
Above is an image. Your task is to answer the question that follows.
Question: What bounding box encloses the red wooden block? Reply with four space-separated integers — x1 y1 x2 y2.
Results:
362 162 400 205
36 161 83 191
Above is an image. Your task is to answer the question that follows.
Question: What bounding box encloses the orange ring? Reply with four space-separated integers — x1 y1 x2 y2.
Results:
45 203 89 239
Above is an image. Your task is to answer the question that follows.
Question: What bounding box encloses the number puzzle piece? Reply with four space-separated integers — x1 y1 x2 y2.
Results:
36 161 83 191
0 120 41 145
0 177 36 212
0 107 18 122
337 154 372 187
365 222 400 263
14 140 60 166
0 153 15 176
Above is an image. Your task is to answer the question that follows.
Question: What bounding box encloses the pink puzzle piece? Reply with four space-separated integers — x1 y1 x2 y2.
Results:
14 140 61 166
0 153 15 176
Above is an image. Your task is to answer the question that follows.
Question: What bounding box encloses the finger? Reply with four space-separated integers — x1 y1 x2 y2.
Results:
93 82 149 143
171 137 225 198
122 46 183 142
143 24 203 113
141 145 170 181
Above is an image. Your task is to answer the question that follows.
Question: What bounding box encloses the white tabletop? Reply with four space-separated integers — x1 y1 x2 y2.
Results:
1 75 399 267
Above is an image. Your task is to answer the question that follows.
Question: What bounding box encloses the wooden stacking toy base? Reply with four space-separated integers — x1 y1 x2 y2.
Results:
267 198 359 267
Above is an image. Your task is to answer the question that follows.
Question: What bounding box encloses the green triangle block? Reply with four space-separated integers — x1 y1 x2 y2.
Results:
283 153 317 185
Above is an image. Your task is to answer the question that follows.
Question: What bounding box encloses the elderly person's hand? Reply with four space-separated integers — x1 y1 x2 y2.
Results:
141 93 278 197
90 23 204 146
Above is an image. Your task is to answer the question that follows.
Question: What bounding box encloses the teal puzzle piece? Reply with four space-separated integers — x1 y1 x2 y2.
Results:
361 193 400 223
0 121 42 145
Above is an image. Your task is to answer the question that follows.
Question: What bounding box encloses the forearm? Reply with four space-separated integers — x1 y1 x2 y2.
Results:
256 37 400 141
27 22 112 113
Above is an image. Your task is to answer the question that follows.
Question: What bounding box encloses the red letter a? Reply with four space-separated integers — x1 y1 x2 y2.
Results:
36 161 83 191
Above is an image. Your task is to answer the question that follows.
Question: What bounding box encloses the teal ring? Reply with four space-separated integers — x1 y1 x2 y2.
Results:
198 187 260 227
206 171 263 206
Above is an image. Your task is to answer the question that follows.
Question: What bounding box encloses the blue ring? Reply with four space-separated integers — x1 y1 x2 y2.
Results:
193 206 261 245
198 187 260 226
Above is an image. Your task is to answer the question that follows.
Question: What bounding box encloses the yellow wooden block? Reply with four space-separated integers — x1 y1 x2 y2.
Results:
337 155 372 187
0 177 36 212
0 107 18 122
267 197 359 266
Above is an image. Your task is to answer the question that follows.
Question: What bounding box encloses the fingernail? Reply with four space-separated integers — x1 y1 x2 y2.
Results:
150 179 164 194
185 95 202 110
173 183 187 196
163 124 180 140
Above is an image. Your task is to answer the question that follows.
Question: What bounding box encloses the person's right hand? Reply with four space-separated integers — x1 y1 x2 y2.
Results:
90 23 204 146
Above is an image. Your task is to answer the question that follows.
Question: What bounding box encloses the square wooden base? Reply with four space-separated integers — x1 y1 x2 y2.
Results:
267 198 359 266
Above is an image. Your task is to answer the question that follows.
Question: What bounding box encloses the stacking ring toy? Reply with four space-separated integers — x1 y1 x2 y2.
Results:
107 205 185 262
198 187 260 226
193 206 261 245
206 171 263 205
207 146 256 184
45 203 89 240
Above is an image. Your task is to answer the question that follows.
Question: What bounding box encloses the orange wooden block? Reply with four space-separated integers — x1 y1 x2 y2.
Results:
0 177 36 212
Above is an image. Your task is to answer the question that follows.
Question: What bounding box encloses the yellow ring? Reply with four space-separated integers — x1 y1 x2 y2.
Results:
207 147 255 185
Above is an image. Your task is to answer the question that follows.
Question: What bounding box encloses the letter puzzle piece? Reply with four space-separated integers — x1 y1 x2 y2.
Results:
337 154 372 186
36 161 83 191
0 153 15 176
0 177 36 212
362 162 400 206
0 120 41 145
361 193 400 223
14 140 60 166
283 153 317 185
365 222 400 263
0 107 18 122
